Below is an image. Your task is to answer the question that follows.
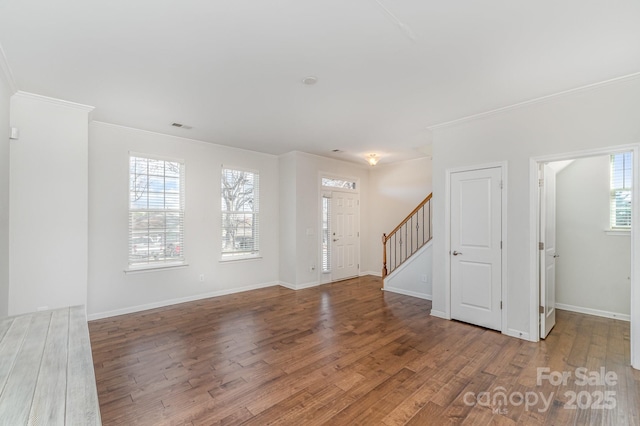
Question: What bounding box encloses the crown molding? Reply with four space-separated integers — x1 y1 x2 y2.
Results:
91 121 278 158
13 91 94 112
0 43 18 94
428 71 640 131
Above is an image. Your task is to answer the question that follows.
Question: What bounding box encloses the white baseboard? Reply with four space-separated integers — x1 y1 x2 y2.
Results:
88 281 279 320
294 281 320 290
278 281 296 290
278 281 319 291
383 286 432 301
430 309 449 319
360 271 382 277
503 328 531 341
556 303 630 322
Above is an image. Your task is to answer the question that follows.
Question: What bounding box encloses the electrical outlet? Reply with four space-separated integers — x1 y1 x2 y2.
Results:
199 274 205 282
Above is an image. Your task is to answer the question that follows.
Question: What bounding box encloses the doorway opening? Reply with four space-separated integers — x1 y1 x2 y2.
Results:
446 162 507 333
532 145 639 369
319 175 360 284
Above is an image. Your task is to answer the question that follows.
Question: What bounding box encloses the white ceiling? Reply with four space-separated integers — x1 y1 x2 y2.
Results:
1 0 639 165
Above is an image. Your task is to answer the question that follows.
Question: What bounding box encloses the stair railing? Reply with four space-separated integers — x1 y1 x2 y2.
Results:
382 193 432 278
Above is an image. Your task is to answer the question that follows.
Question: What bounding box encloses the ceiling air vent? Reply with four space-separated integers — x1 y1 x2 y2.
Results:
171 122 192 130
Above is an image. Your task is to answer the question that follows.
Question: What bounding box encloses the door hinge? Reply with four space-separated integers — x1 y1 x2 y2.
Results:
539 242 544 250
538 178 544 187
357 231 360 237
500 301 503 310
500 241 503 249
500 180 503 189
539 305 544 314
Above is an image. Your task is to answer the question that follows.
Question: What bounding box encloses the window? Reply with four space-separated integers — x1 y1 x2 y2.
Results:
610 152 632 229
129 154 185 268
322 196 331 272
321 177 356 190
221 167 259 258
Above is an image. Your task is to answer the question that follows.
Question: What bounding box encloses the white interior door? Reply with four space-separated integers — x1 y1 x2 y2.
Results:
450 167 503 331
540 163 557 338
331 191 359 281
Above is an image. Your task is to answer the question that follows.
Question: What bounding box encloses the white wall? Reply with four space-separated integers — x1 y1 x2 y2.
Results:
431 75 640 345
367 157 432 275
278 153 297 286
0 59 12 318
384 241 432 300
9 92 92 315
276 152 371 289
555 156 630 318
87 122 280 318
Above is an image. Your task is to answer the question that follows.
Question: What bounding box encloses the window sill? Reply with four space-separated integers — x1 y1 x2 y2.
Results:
605 229 631 236
125 263 189 274
219 255 262 263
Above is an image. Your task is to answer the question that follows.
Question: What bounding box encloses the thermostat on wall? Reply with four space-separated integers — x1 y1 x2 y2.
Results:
10 127 19 140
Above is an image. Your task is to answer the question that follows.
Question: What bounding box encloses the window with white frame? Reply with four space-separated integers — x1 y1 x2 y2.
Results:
129 154 185 267
221 167 259 258
322 195 331 272
321 177 356 190
610 152 632 229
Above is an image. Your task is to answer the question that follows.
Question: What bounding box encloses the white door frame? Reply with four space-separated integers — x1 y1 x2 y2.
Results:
539 163 557 339
444 161 509 335
330 190 360 281
318 173 360 285
529 144 640 370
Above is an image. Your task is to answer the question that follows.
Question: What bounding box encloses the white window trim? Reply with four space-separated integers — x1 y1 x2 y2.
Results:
124 263 190 274
320 173 359 192
221 165 260 259
128 152 186 269
610 152 632 230
219 255 263 263
605 229 631 236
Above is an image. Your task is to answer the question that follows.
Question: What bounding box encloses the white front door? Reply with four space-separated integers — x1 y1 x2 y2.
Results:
540 163 557 338
331 191 359 281
450 167 503 331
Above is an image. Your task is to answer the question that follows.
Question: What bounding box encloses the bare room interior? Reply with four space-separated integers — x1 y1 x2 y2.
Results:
0 1 639 425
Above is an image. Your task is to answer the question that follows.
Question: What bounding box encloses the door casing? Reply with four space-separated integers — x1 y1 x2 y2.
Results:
330 191 360 281
444 161 508 335
530 145 640 370
539 163 557 339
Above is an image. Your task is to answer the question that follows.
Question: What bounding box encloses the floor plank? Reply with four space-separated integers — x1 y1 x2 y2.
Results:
89 276 640 425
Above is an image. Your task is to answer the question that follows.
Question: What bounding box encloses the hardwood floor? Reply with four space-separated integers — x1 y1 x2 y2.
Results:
89 276 640 425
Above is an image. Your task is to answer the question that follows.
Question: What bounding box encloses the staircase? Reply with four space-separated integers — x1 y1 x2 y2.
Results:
382 194 432 284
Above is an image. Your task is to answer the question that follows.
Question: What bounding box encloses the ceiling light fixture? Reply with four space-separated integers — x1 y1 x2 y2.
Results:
367 154 379 166
302 76 318 85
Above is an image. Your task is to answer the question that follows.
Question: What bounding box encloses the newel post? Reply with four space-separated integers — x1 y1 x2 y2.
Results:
382 233 388 278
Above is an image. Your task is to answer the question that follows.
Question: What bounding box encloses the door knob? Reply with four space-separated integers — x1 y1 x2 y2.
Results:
553 254 560 258
452 251 462 256
333 239 339 242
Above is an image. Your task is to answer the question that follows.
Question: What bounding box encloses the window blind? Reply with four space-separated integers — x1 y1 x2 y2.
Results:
610 152 632 229
322 196 331 272
221 167 259 257
129 155 185 267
